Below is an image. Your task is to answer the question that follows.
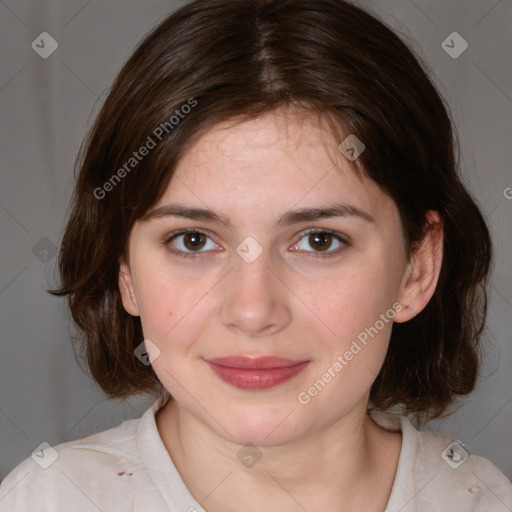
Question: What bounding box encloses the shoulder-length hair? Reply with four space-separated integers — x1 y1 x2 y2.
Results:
51 0 492 423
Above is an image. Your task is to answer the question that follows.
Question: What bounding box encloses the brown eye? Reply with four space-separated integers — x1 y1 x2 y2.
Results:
183 231 208 251
308 232 333 252
166 229 218 257
293 229 347 257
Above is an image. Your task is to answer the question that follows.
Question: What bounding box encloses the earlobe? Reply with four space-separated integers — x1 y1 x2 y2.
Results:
394 210 444 323
118 258 140 316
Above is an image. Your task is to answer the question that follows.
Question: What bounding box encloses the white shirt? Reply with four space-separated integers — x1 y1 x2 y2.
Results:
1 394 511 511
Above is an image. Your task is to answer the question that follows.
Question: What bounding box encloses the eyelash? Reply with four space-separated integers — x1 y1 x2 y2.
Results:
164 228 349 260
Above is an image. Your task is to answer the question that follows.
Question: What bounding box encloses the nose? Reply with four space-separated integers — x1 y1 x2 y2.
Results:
218 247 292 337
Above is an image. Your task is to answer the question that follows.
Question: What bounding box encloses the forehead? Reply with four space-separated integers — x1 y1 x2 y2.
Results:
176 109 347 180
160 109 395 224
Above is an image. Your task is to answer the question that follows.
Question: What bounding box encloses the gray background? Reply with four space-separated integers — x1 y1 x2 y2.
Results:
0 0 511 482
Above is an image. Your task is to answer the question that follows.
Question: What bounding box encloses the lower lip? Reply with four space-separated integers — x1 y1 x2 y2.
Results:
205 361 310 390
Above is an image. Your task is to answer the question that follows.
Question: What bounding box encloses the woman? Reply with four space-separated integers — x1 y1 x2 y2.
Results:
1 0 510 510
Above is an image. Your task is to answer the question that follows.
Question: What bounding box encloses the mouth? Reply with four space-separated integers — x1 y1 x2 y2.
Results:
204 356 310 390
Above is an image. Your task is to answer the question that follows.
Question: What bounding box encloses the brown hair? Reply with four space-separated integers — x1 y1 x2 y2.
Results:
51 0 493 423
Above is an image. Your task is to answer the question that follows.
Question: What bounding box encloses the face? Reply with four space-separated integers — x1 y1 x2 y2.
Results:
119 108 420 447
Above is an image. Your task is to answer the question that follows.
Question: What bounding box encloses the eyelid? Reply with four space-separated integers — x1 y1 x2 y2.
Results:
163 227 217 245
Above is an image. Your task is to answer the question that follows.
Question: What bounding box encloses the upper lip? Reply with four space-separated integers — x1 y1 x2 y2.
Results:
205 356 310 370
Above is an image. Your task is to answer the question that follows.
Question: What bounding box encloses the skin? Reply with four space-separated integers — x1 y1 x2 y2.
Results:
119 107 444 512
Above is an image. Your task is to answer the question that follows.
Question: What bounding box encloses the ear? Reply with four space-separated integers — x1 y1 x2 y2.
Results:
118 257 140 316
394 210 444 323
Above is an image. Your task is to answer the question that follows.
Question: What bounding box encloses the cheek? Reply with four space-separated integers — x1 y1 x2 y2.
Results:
133 262 217 350
296 249 401 396
306 253 399 341
298 284 394 415
135 276 176 337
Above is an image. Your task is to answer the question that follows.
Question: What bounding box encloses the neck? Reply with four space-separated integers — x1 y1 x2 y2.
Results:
156 397 401 512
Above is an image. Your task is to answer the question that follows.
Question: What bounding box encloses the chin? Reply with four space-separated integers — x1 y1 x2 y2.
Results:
208 402 309 447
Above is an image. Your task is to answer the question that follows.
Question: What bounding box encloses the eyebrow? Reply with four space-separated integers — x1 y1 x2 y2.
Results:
143 202 375 227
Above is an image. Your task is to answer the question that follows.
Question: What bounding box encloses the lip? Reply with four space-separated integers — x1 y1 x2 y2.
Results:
204 356 310 390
